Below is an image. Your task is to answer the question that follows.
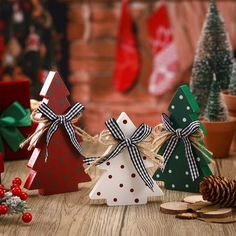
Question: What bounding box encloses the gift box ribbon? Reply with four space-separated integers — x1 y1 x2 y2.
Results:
0 102 31 152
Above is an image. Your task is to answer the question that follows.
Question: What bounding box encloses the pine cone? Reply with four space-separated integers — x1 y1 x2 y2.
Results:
200 176 236 207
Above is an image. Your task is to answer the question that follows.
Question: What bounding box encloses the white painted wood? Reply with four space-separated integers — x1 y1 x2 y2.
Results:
89 112 163 206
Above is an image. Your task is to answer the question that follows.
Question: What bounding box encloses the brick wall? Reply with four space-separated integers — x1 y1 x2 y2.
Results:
67 0 236 134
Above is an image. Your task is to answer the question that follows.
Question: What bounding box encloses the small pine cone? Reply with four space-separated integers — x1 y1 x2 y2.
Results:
200 176 236 207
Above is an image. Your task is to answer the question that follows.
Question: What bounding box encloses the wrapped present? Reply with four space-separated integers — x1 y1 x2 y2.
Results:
0 80 35 160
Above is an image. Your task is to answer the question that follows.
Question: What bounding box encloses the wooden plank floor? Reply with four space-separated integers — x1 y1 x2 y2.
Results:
0 156 235 236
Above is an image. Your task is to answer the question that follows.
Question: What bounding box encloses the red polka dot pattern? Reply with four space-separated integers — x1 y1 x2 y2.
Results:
119 184 123 188
134 198 139 203
106 162 110 166
120 165 124 169
97 192 101 196
108 175 112 179
113 198 117 202
130 188 134 192
131 173 136 178
123 120 127 124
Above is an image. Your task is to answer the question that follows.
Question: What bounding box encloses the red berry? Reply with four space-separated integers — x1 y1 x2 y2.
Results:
0 189 5 198
20 192 28 201
22 212 32 223
0 184 4 189
12 177 22 186
11 187 22 196
0 205 8 214
11 183 20 190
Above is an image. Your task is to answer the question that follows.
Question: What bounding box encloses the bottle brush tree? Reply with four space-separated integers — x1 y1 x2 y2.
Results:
190 0 234 114
228 61 236 96
204 74 228 122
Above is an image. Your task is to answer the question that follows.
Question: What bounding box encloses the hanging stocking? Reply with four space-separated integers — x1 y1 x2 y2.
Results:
148 1 179 95
113 0 140 92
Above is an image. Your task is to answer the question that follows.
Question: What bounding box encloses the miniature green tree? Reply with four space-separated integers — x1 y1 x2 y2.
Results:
153 85 213 193
204 74 228 121
229 61 236 96
190 0 234 113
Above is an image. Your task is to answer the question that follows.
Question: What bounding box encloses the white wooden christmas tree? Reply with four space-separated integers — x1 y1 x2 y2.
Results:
89 112 163 206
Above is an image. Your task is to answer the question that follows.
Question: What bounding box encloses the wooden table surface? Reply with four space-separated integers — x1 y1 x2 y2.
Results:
0 156 235 236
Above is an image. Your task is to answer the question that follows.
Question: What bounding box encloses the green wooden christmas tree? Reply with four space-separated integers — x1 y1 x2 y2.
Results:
153 85 213 193
204 74 228 121
190 0 234 114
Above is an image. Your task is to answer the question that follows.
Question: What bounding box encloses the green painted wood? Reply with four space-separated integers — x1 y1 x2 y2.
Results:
153 85 212 193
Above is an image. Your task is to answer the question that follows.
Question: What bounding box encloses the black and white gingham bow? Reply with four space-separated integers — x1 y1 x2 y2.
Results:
84 118 154 190
161 113 200 181
37 102 84 160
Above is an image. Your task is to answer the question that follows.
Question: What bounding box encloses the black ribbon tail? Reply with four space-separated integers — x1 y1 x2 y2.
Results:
65 122 83 154
183 138 199 181
128 146 154 191
161 136 178 172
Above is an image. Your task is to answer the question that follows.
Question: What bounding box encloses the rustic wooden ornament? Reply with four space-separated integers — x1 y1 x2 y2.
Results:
153 85 213 193
89 112 163 206
24 71 91 195
160 202 189 214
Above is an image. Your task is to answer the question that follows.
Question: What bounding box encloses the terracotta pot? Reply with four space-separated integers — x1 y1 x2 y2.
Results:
221 91 236 116
202 117 236 158
221 91 236 151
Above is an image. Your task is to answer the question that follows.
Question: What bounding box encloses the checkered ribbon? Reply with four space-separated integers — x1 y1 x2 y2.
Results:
161 113 200 181
37 102 84 160
84 118 154 190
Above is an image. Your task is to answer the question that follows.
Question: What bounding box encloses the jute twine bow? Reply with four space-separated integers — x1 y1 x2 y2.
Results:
151 123 213 164
84 119 163 190
20 108 164 170
20 107 94 154
83 127 164 173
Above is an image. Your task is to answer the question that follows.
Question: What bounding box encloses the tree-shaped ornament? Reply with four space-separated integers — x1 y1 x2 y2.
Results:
85 112 163 206
190 0 234 114
153 85 213 193
23 71 91 195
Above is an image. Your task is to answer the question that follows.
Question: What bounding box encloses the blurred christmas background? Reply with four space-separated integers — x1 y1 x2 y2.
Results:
1 0 236 134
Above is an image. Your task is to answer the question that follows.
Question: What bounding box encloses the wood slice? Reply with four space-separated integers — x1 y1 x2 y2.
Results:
198 217 236 223
187 201 213 211
183 195 209 204
199 208 233 218
160 202 189 215
176 212 198 220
